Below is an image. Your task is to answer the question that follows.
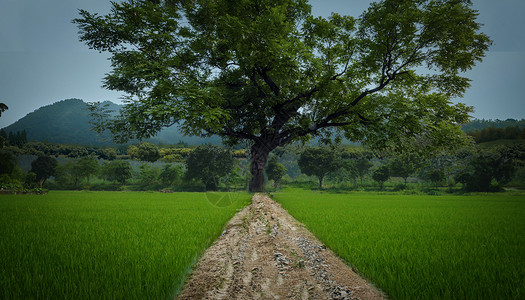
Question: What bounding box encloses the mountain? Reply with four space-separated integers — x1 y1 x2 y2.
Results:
2 99 221 146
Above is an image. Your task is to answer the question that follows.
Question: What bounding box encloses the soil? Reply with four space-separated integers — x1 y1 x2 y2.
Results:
177 194 387 300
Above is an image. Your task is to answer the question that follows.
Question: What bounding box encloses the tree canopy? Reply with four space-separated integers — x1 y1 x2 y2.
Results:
76 0 491 191
31 156 58 187
185 144 235 190
298 147 340 188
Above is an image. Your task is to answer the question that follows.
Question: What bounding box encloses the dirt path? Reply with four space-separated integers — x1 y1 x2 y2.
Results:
177 194 387 300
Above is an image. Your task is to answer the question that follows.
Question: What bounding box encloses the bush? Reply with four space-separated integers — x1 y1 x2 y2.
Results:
392 183 408 191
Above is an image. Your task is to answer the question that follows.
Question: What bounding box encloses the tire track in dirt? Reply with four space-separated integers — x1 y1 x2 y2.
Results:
177 194 387 300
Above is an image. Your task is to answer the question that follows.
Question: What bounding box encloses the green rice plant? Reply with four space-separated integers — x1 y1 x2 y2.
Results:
275 188 525 299
0 191 250 299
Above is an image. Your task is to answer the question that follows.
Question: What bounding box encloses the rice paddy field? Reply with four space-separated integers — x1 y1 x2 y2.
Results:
275 189 525 299
0 191 251 299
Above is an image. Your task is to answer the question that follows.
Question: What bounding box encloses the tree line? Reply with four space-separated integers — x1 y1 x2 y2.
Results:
3 140 523 194
0 129 27 148
467 126 525 143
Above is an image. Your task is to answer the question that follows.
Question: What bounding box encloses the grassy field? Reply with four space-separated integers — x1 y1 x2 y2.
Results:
275 188 525 300
0 191 251 299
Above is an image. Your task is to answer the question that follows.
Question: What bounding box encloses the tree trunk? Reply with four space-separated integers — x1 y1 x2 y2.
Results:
318 175 324 189
249 143 271 192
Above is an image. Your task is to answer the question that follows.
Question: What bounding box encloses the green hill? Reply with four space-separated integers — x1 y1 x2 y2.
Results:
2 99 221 146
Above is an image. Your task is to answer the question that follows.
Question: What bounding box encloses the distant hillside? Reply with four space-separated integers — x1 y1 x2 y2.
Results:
462 119 525 132
2 99 221 146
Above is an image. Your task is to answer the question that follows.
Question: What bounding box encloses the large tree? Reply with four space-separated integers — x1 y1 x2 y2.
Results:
75 0 490 192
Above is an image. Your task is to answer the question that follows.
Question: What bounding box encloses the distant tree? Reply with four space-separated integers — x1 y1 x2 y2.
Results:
137 142 161 162
67 147 89 158
0 129 6 148
137 164 161 189
185 145 234 190
101 160 132 184
55 160 81 186
327 159 359 186
389 153 424 184
8 132 14 146
372 165 390 190
266 156 286 188
355 157 373 185
455 150 515 192
298 147 340 188
99 147 118 160
427 169 446 187
24 172 37 188
127 145 139 159
0 152 17 175
159 164 183 187
31 156 58 187
21 130 27 144
76 156 99 183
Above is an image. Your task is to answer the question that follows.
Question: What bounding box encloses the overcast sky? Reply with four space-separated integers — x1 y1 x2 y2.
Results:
1 0 524 128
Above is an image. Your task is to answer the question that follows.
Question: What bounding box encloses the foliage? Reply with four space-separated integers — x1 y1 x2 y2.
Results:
159 147 193 163
100 160 132 184
0 191 251 299
467 126 525 143
185 145 235 190
427 169 446 187
135 142 161 162
98 148 117 160
462 118 525 132
455 149 515 192
3 130 27 147
55 156 99 187
372 165 390 190
326 159 359 186
76 0 490 192
276 189 525 300
355 157 373 185
30 156 58 187
137 164 161 190
0 102 7 117
298 147 340 188
389 153 425 184
0 151 17 175
266 156 286 188
159 164 183 187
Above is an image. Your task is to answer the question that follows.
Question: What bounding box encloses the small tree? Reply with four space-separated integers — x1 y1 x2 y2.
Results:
355 157 373 185
185 145 234 190
137 164 161 190
372 165 390 190
298 147 340 188
101 160 132 184
266 156 286 188
137 142 161 162
159 164 183 187
31 156 58 187
99 148 117 160
427 169 446 188
76 156 99 183
389 153 424 184
0 152 17 175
